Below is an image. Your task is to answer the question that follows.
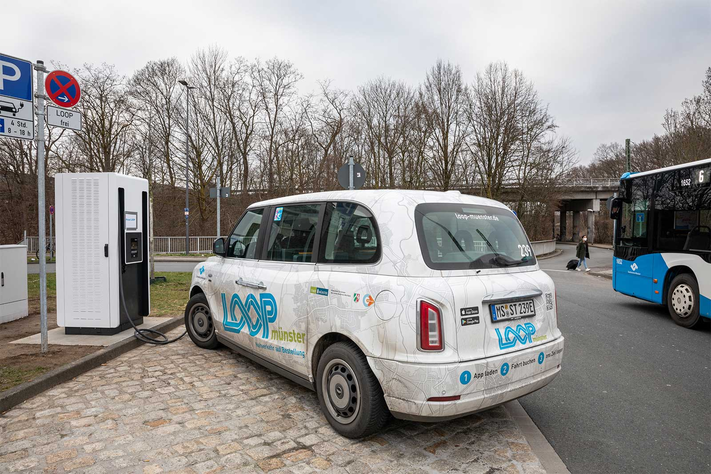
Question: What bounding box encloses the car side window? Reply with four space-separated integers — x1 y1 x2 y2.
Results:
266 204 321 262
227 208 263 259
319 202 380 264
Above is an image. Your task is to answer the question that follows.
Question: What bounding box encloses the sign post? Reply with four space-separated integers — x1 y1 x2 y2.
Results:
338 158 366 190
49 205 54 259
35 60 48 354
209 183 230 237
0 53 34 140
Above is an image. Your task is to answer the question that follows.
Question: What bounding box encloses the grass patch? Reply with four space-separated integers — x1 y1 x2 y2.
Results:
0 366 49 392
27 273 57 313
27 272 190 317
27 256 56 264
149 272 191 317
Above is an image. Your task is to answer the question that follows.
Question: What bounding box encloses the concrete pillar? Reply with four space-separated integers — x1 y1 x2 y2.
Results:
573 211 582 242
588 211 596 244
552 211 557 240
560 210 567 241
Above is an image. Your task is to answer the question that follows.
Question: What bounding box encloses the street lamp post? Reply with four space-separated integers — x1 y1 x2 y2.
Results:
179 80 196 254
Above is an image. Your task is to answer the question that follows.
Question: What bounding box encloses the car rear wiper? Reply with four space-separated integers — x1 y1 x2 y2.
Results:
420 213 473 262
476 230 501 258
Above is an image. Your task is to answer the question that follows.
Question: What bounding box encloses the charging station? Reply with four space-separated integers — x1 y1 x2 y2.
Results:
55 173 150 335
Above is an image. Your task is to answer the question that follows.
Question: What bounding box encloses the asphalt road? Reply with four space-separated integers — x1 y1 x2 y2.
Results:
521 244 711 474
27 260 201 274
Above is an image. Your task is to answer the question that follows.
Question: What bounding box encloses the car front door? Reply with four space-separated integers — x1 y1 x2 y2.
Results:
213 207 267 351
237 203 322 378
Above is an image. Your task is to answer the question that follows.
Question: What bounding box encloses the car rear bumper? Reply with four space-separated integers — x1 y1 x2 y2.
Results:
367 337 564 422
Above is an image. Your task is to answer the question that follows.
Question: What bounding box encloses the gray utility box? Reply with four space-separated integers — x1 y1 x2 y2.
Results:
0 245 28 324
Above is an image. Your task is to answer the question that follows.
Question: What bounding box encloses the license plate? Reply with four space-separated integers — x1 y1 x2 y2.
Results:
490 299 535 322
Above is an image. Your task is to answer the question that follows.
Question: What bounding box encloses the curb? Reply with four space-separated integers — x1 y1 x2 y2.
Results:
0 317 183 414
505 400 570 474
537 249 563 260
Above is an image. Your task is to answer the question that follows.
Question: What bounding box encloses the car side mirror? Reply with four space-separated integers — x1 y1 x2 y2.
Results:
213 237 226 257
609 197 623 220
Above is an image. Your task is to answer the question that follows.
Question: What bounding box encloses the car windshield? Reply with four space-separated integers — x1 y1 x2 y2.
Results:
414 203 536 270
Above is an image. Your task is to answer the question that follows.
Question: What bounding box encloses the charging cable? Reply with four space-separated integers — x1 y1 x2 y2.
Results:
117 229 187 345
119 272 188 344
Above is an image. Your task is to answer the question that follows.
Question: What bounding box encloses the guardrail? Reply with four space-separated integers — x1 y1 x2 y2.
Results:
24 236 558 257
23 236 218 255
557 178 619 187
530 240 556 256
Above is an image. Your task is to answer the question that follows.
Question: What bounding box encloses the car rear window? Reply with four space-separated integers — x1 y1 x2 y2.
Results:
414 203 536 270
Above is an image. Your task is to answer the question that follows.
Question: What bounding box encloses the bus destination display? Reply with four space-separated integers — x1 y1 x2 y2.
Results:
680 167 710 188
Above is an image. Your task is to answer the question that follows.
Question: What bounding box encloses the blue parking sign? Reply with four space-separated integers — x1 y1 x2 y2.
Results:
635 213 645 223
0 54 33 101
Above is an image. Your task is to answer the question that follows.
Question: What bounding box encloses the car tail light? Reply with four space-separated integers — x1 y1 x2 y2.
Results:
419 300 443 351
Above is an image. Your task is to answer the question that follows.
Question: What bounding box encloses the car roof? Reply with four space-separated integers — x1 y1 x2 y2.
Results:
249 189 510 211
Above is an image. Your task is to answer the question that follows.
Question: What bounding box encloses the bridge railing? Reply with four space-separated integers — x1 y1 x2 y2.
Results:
557 178 619 187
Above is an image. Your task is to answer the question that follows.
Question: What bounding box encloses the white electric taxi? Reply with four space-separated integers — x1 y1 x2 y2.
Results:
185 190 564 438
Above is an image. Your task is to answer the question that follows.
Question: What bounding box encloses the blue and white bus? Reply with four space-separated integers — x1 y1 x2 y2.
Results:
609 158 711 328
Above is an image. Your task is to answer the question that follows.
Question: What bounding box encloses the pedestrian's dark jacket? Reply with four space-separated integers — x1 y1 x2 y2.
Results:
576 240 590 260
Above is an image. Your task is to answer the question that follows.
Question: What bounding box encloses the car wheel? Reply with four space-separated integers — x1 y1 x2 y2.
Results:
667 274 701 329
316 341 390 439
185 293 219 349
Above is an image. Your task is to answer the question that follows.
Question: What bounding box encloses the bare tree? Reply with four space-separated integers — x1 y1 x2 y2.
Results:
255 58 303 191
421 60 467 190
219 57 261 194
73 64 135 172
307 81 349 190
129 58 184 185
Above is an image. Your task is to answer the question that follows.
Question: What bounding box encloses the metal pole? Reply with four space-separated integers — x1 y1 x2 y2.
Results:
348 155 354 190
185 87 190 255
49 212 53 259
625 138 631 172
35 60 48 354
216 166 221 237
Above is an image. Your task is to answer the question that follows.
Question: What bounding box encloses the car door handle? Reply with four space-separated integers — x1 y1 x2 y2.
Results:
236 278 267 290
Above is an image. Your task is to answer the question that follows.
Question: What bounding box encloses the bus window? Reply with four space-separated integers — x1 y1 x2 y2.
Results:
652 167 711 253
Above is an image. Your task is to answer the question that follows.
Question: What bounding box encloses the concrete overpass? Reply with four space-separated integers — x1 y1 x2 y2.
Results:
555 178 618 243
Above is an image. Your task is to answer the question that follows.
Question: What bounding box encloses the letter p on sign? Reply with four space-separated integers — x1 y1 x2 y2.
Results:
0 60 21 89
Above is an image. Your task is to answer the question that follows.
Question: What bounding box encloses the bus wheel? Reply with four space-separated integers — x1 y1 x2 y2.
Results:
667 274 701 329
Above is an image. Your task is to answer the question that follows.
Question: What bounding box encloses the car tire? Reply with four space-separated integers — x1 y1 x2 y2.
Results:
667 274 702 329
316 341 390 439
185 292 220 349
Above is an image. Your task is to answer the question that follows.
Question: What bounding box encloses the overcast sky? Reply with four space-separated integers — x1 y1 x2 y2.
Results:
7 0 711 164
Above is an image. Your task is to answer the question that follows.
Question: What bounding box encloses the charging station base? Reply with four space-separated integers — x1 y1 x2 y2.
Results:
65 317 144 336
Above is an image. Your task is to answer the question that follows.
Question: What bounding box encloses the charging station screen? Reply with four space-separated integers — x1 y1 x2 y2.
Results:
125 212 137 230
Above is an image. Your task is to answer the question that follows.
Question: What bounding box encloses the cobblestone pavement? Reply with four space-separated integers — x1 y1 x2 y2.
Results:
0 329 546 473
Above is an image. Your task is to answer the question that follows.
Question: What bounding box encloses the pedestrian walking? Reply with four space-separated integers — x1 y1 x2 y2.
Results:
576 235 590 272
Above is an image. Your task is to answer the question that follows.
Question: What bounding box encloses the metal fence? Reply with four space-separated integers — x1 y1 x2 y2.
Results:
153 237 218 254
23 236 217 255
24 236 557 257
